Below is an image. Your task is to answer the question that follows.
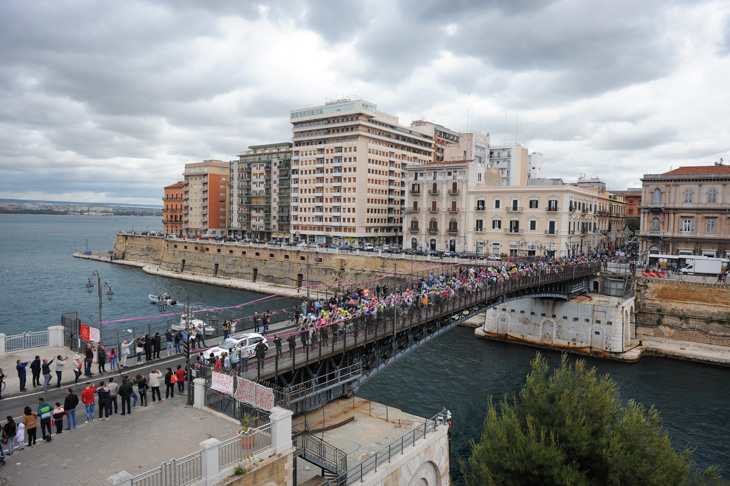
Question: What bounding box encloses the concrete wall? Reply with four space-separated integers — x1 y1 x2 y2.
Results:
360 422 450 486
220 453 292 486
483 294 635 353
113 235 449 290
635 277 730 346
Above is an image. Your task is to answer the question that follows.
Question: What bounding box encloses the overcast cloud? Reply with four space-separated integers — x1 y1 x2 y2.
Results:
1 0 729 205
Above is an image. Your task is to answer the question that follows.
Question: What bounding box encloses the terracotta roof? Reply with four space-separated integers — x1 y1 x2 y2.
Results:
165 182 185 189
663 165 730 175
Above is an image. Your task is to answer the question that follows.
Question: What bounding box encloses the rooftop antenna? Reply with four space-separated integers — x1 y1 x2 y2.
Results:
503 113 507 144
466 92 470 132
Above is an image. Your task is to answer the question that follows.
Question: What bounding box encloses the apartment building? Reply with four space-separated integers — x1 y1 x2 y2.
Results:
612 188 642 216
489 144 529 186
229 143 292 241
639 165 730 257
528 152 543 180
162 181 185 235
290 99 433 246
182 160 229 237
409 121 459 163
467 184 626 258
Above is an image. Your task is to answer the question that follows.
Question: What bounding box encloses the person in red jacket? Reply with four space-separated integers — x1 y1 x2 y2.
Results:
175 365 185 393
80 382 97 424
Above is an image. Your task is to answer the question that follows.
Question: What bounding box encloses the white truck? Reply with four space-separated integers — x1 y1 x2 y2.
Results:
679 256 728 275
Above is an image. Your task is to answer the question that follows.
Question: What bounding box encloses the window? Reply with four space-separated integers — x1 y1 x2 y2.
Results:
494 199 501 209
509 220 519 233
651 217 660 231
706 219 716 234
652 188 662 203
547 200 558 211
475 219 484 232
492 219 502 230
707 188 718 203
476 200 485 210
548 221 556 234
679 218 695 233
529 199 538 209
529 220 537 231
683 188 693 203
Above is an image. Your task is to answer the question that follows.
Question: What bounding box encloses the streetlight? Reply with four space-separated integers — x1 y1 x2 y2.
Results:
86 270 114 345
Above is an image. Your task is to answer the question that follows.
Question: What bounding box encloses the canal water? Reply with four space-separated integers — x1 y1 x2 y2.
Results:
1 214 728 482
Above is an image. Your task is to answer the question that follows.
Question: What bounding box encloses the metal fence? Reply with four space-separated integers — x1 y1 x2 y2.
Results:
218 423 272 469
4 331 49 353
323 411 448 485
204 385 271 427
131 450 202 486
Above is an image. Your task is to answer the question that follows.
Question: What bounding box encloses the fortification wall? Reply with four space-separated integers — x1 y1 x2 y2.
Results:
634 277 730 346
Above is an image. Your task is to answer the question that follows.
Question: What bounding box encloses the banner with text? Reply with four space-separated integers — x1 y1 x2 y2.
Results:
235 377 274 411
211 371 234 395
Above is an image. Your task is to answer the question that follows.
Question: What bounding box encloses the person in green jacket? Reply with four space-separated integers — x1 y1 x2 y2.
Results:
36 398 53 441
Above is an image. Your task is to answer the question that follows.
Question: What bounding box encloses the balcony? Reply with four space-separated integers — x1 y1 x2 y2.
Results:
332 212 341 217
645 230 664 237
544 230 556 235
545 207 559 212
332 182 342 187
333 162 343 168
332 192 342 197
331 222 341 227
315 172 324 178
475 206 485 211
389 157 398 162
388 194 396 199
409 226 419 232
314 202 324 207
291 201 299 206
448 207 460 213
315 221 324 226
291 156 299 161
333 151 342 157
333 171 342 177
428 189 440 195
314 211 324 216
387 204 395 209
315 183 324 188
506 207 523 213
410 189 421 195
505 228 523 234
291 164 300 170
474 227 484 232
448 189 460 195
447 227 459 234
332 202 342 207
315 154 325 159
389 185 399 191
291 211 299 216
428 207 440 213
428 227 438 234
388 175 397 181
315 163 325 169
314 192 323 197
387 213 395 218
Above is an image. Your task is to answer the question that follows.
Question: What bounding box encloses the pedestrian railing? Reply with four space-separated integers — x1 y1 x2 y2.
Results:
131 450 202 486
294 432 347 476
4 330 49 353
218 423 272 469
322 410 449 485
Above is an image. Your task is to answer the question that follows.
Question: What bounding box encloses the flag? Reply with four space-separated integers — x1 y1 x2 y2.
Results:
80 323 90 341
89 327 101 343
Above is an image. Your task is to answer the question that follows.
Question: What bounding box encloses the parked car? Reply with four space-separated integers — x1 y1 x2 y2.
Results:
363 244 375 252
207 332 268 359
443 251 463 258
341 245 356 251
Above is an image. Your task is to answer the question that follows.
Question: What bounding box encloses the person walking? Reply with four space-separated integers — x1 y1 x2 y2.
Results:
165 329 174 357
52 403 65 434
30 356 42 388
119 377 133 415
196 323 207 348
120 340 131 368
41 357 54 392
253 312 261 333
273 335 283 358
36 397 53 441
136 374 148 407
175 365 185 393
73 354 83 384
21 407 38 447
97 345 107 374
64 388 79 430
55 355 68 388
153 333 162 359
108 377 119 415
81 382 97 424
16 360 29 391
84 344 94 377
3 417 18 455
255 340 267 372
96 381 111 421
109 348 118 371
164 368 175 399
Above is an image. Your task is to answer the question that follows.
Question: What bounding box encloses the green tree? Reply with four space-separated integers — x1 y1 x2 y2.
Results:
625 217 640 233
461 354 726 486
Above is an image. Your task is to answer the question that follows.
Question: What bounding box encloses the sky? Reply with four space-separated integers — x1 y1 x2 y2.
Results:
1 0 729 206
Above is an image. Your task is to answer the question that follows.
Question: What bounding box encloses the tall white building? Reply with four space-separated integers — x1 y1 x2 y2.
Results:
528 152 543 180
489 144 529 186
290 99 433 246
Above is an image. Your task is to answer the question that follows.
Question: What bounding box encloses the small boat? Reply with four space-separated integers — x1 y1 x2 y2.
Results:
170 317 216 336
149 293 177 305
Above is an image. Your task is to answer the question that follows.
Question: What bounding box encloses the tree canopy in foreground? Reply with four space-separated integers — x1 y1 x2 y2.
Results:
461 353 726 486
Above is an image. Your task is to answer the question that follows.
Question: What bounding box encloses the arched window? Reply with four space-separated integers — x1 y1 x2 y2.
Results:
706 219 716 234
410 218 418 230
652 188 661 203
683 188 694 203
707 188 718 203
651 217 660 231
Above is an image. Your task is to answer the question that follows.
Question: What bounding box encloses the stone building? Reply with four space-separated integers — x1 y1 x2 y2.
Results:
162 181 185 235
639 165 730 257
182 160 229 237
409 120 460 164
229 143 292 241
289 99 433 247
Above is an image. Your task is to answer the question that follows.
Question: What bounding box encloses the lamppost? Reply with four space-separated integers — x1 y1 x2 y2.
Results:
85 270 114 346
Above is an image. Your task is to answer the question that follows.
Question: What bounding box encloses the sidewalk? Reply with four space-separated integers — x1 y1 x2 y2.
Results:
0 393 241 486
639 336 730 366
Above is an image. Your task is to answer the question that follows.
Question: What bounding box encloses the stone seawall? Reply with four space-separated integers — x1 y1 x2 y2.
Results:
634 277 730 347
112 234 453 291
